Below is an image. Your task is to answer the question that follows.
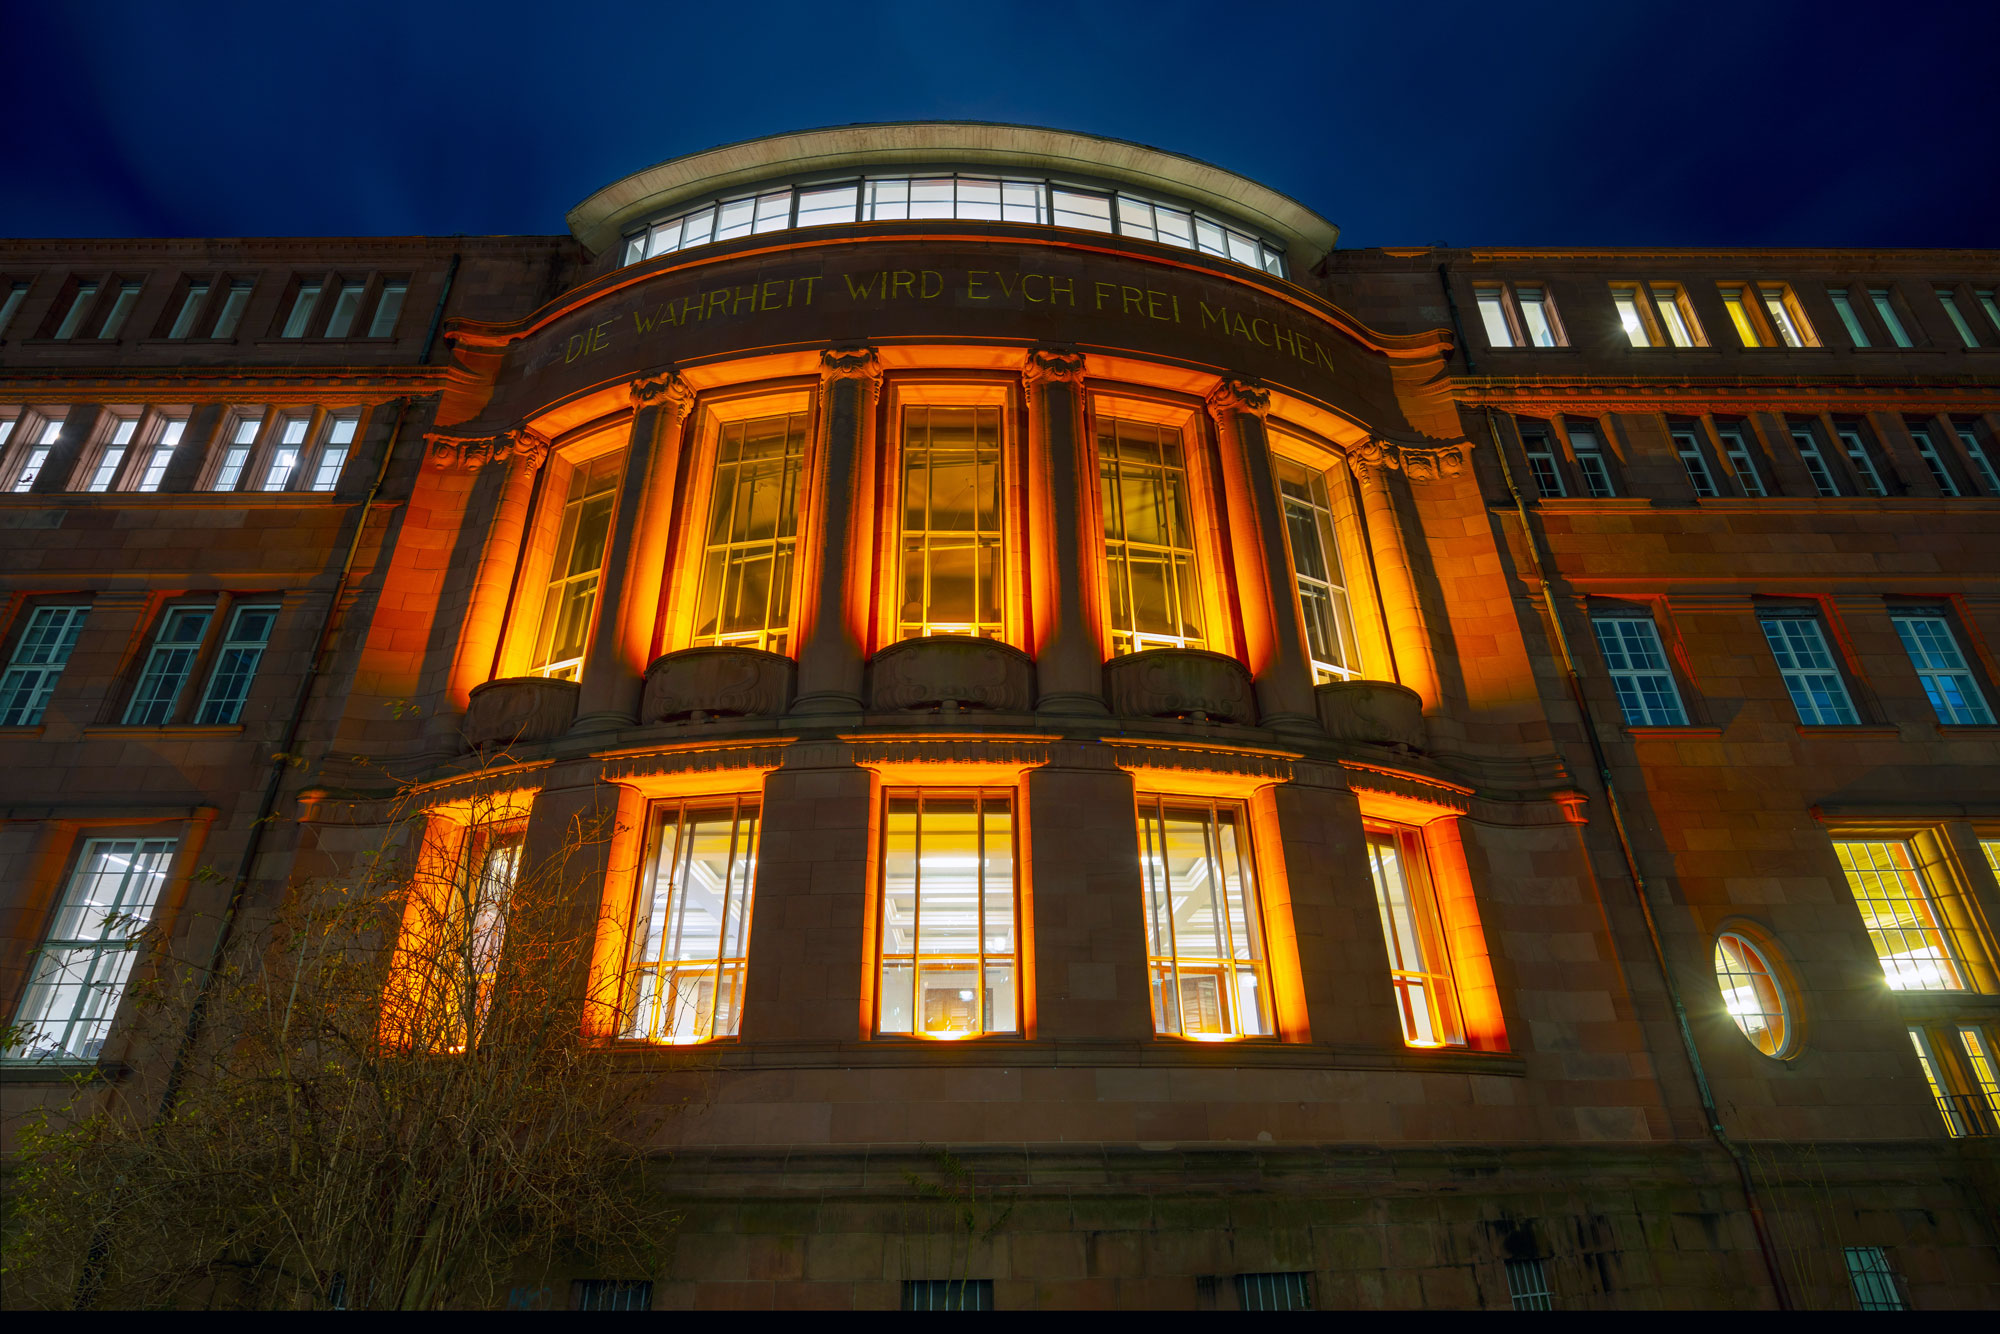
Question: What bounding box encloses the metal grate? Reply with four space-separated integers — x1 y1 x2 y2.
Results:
902 1279 993 1311
1844 1247 1906 1311
1506 1258 1554 1310
1235 1271 1313 1311
570 1279 653 1311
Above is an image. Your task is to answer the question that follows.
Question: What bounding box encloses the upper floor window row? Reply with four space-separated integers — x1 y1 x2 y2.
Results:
1 404 362 495
1 272 410 344
617 174 1288 277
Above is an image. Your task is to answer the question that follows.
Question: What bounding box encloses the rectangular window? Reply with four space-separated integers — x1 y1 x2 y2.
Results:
210 280 252 338
0 605 89 726
192 604 277 725
1506 1258 1554 1311
1790 424 1841 496
1478 285 1518 347
1515 285 1560 347
323 281 366 338
1892 612 1994 725
214 416 259 491
367 280 408 338
137 418 185 492
1099 418 1206 654
5 838 177 1062
795 183 859 227
440 823 525 1050
11 416 64 492
1137 797 1272 1040
902 1280 992 1311
898 405 1005 640
1671 426 1718 497
1593 614 1687 725
1051 187 1113 233
1480 284 1563 349
532 453 620 679
97 281 141 339
625 798 760 1044
1759 284 1814 347
1979 290 2000 337
1566 422 1615 497
1275 456 1359 682
1762 615 1859 725
87 418 137 492
1908 425 1959 496
1365 824 1463 1047
1834 423 1888 496
1843 1247 1905 1311
1937 289 1981 347
1610 284 1651 347
691 413 804 654
1869 288 1913 347
1721 285 1761 347
280 282 322 338
1954 424 2000 495
1716 423 1767 497
1832 840 1964 991
53 282 99 340
167 282 209 339
310 416 357 491
1236 1273 1313 1311
1828 288 1870 347
1649 283 1702 347
1520 425 1565 498
877 790 1018 1038
1959 1026 2000 1126
0 279 28 336
124 604 214 725
1910 1026 1976 1136
263 417 307 490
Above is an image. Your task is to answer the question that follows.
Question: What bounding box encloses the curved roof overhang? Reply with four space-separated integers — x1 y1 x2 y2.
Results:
566 122 1340 270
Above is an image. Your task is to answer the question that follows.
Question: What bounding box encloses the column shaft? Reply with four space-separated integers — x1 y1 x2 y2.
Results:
790 351 877 714
1025 349 1107 714
1354 457 1441 709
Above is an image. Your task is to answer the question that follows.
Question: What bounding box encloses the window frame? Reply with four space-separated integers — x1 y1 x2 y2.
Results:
1559 417 1618 498
0 602 91 728
1867 285 1917 348
1711 927 1796 1058
1905 421 1962 496
5 410 67 493
1712 418 1768 497
1759 606 1862 726
1590 606 1691 727
1364 820 1466 1048
1475 281 1566 349
521 444 625 682
192 602 280 726
1890 608 1995 727
1831 418 1892 496
1267 433 1364 683
1787 419 1843 497
621 795 762 1046
1948 418 2000 495
1669 421 1721 498
1136 794 1276 1042
1934 285 1985 349
1828 829 1994 996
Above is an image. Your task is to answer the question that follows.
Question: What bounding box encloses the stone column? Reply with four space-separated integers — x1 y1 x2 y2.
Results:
420 428 547 749
1206 379 1320 735
790 348 878 715
573 372 690 733
159 404 223 493
1350 441 1441 710
1023 347 1108 714
28 403 101 493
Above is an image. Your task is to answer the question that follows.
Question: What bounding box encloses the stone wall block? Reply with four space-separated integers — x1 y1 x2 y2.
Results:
866 635 1035 712
642 647 795 721
1104 648 1257 724
1316 679 1426 750
462 676 578 750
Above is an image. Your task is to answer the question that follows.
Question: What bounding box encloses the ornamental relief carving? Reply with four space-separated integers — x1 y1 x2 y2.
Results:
629 368 694 418
462 676 578 750
1205 378 1271 419
1316 679 1426 751
1021 346 1087 387
1104 648 1259 725
819 346 882 384
426 426 549 471
642 647 795 722
1345 435 1467 484
867 636 1035 713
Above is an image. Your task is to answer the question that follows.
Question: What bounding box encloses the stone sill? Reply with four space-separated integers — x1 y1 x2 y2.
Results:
80 724 245 738
1624 726 1723 738
1 1060 125 1084
0 725 47 738
1796 724 1901 738
1937 725 2000 738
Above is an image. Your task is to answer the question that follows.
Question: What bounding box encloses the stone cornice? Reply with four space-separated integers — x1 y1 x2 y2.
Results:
0 366 447 397
1453 375 1999 414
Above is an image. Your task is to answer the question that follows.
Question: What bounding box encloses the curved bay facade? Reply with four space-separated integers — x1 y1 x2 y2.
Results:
4 125 1998 1309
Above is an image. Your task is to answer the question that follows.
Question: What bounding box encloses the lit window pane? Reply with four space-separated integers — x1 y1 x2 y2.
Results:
796 183 858 228
626 799 760 1044
691 414 805 654
1829 289 1870 347
1612 290 1649 347
531 452 622 678
876 791 1018 1038
1593 616 1687 726
1713 933 1789 1056
1139 799 1272 1039
898 406 1004 640
1366 826 1462 1047
1051 188 1112 233
1478 290 1516 347
1761 617 1858 725
1517 287 1559 347
1099 419 1204 654
1833 840 1964 992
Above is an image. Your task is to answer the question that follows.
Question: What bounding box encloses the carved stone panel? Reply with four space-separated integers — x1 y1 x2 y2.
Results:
867 636 1035 713
1104 649 1258 725
463 676 579 750
1317 679 1426 750
642 647 795 722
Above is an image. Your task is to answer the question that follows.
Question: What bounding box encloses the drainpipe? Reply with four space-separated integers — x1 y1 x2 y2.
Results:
1482 402 1793 1309
1437 259 1476 376
421 251 461 365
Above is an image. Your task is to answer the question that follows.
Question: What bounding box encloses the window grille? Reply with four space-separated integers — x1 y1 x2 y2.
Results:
310 416 357 491
87 419 136 491
690 413 806 655
531 452 622 679
1958 1026 2000 1127
124 604 214 725
137 418 185 492
902 1279 993 1310
1275 454 1358 682
626 798 761 1044
1833 840 1964 992
6 838 177 1062
1567 423 1616 497
1843 1247 1904 1310
1138 797 1272 1039
1893 613 1993 725
1592 615 1688 726
1908 426 1960 495
570 1279 653 1310
878 790 1018 1038
1505 1258 1553 1310
1235 1272 1313 1310
1761 616 1858 725
1835 425 1888 496
1716 424 1766 496
213 416 260 491
0 605 89 726
1366 825 1463 1047
1099 418 1206 654
263 417 308 490
194 604 278 725
898 406 1005 640
1954 425 2000 494
1520 427 1565 498
1909 1026 2000 1138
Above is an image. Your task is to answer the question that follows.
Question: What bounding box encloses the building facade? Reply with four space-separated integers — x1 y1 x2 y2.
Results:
3 124 1997 1309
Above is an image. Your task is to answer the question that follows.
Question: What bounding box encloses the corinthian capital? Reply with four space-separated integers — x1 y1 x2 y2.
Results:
820 346 882 386
1204 378 1271 419
1346 437 1402 482
629 368 694 419
1021 345 1087 389
425 425 549 471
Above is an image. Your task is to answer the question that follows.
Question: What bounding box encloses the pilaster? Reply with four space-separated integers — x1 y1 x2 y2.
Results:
1349 439 1442 711
1023 347 1108 715
790 348 879 715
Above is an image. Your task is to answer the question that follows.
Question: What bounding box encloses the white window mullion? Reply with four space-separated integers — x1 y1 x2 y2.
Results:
1761 617 1858 725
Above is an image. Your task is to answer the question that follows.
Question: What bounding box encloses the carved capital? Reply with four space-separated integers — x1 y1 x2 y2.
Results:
1021 345 1087 389
1204 378 1271 421
1401 442 1467 483
629 369 694 419
1346 436 1402 482
425 426 549 471
820 346 882 386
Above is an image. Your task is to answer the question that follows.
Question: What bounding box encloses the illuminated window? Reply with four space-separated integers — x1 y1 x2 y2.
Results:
0 605 89 726
1565 421 1615 498
85 417 137 492
1275 455 1359 682
1715 423 1766 497
1759 284 1815 347
210 279 253 338
367 280 408 338
1611 282 1699 348
309 415 357 492
1908 1024 1999 1137
1137 797 1272 1040
124 604 214 725
1712 932 1790 1056
1868 287 1912 347
1844 1247 1905 1311
5 838 176 1062
280 281 322 338
0 279 27 336
1761 614 1858 725
1833 840 1965 992
193 604 277 725
1834 422 1888 496
1610 284 1651 347
12 416 65 492
97 281 142 340
1789 423 1841 496
877 790 1018 1039
52 281 99 340
137 417 185 492
1365 824 1463 1047
1649 283 1702 347
1958 1026 2000 1124
1671 426 1719 497
1907 424 1960 496
1936 289 1981 348
625 798 760 1045
897 406 1005 640
1892 612 1993 726
530 453 621 680
1953 422 2000 495
1828 288 1870 346
442 823 524 1049
212 416 259 491
1518 422 1565 498
262 416 307 490
1098 418 1206 654
1720 285 1761 347
691 412 806 654
1477 283 1563 348
1592 613 1688 726
323 281 367 338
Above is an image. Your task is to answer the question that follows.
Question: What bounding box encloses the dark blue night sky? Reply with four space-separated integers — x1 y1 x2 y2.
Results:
5 0 1995 250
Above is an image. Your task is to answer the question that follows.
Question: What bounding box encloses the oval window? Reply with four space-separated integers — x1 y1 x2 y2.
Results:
1713 932 1793 1057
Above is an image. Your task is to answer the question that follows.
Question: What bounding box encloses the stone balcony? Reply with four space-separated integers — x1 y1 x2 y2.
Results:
1104 648 1258 724
642 646 795 722
867 635 1035 713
